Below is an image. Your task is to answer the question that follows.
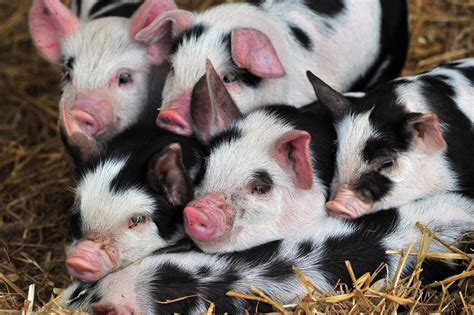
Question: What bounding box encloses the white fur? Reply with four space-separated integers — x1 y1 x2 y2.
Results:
162 0 381 112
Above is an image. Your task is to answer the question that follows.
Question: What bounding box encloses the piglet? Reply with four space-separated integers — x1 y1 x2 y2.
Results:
64 122 204 282
136 0 408 136
60 192 474 313
311 59 474 218
175 60 336 253
29 0 175 159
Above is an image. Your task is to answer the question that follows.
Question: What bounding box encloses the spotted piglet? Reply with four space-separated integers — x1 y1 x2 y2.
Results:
136 0 409 136
29 0 175 158
64 122 204 282
313 59 474 219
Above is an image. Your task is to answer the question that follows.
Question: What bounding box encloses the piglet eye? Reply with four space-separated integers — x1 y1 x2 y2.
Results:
129 215 145 228
250 170 273 195
380 159 394 170
118 73 132 85
223 73 236 84
252 185 270 195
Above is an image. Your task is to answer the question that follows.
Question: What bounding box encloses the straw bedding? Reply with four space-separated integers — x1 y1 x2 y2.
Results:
0 0 472 313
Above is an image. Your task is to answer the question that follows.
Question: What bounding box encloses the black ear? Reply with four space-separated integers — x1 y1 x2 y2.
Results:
306 71 351 118
191 59 242 143
147 143 194 206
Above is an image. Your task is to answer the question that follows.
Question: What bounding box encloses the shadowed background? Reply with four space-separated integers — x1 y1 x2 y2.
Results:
0 0 473 310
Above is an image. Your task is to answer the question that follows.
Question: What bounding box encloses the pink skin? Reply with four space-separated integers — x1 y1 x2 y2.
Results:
156 90 193 136
60 92 115 139
326 186 373 219
92 303 134 315
66 240 116 282
183 193 234 242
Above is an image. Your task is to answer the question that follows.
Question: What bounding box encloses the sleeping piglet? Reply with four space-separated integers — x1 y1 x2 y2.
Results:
136 0 408 136
29 0 175 158
64 122 204 282
180 60 337 253
317 58 474 218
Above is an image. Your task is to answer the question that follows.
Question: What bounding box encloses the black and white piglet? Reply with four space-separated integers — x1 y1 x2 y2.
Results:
181 61 337 252
64 122 204 283
60 182 473 313
29 0 174 157
314 58 474 218
138 0 408 136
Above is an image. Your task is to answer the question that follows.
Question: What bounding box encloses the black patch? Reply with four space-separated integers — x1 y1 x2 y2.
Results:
353 171 393 202
246 0 265 6
362 137 401 163
171 24 207 55
66 210 82 243
197 266 211 277
456 66 474 85
65 57 75 70
251 170 274 194
208 126 242 153
90 1 142 19
288 24 312 50
349 0 409 91
317 209 399 284
223 33 263 88
75 0 81 17
262 258 293 281
304 0 345 17
297 240 314 258
225 240 282 268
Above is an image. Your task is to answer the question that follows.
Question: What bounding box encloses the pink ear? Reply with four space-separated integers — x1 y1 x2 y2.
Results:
129 0 177 38
407 113 447 152
29 0 80 63
231 28 286 78
274 131 313 190
134 9 194 65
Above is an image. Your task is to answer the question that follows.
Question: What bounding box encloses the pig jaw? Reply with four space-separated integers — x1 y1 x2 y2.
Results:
66 240 117 282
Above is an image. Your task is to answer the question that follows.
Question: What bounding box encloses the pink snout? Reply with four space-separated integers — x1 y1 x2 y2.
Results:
326 187 373 219
66 240 115 282
183 194 233 242
156 92 192 136
92 303 134 315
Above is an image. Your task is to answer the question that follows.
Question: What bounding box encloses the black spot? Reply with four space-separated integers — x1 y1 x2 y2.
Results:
171 24 207 55
262 259 293 281
247 0 264 6
317 209 399 284
353 171 393 202
74 0 81 17
349 0 409 91
66 210 82 243
304 0 345 17
224 240 282 268
456 66 474 85
89 1 142 19
223 33 263 87
69 282 99 308
250 170 273 194
288 24 312 50
297 240 314 258
362 137 400 164
208 126 242 153
197 266 211 277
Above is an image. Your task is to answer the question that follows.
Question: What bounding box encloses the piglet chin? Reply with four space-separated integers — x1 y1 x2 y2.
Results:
326 188 373 219
66 241 115 282
183 206 227 242
91 303 134 315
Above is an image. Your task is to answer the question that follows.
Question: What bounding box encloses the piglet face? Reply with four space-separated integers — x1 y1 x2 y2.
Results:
329 109 450 218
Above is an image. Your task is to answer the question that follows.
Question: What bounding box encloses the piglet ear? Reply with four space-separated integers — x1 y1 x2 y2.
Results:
274 130 313 190
147 143 194 206
191 59 243 143
29 0 80 63
405 113 447 153
231 28 286 78
134 9 194 65
306 71 351 118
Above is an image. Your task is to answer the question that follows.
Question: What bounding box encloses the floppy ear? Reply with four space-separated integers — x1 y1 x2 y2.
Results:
306 71 351 118
29 0 80 63
191 59 243 143
274 130 313 190
147 143 194 206
231 28 286 78
134 8 194 65
405 113 447 153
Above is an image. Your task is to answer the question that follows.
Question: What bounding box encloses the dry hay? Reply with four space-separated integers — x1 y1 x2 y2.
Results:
0 0 472 313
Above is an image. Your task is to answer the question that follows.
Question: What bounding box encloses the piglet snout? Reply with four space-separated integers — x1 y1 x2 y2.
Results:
156 91 192 136
70 108 100 136
66 240 116 282
184 194 233 242
326 187 373 219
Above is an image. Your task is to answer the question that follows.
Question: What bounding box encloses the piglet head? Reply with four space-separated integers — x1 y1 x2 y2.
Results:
66 143 194 282
29 0 176 158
